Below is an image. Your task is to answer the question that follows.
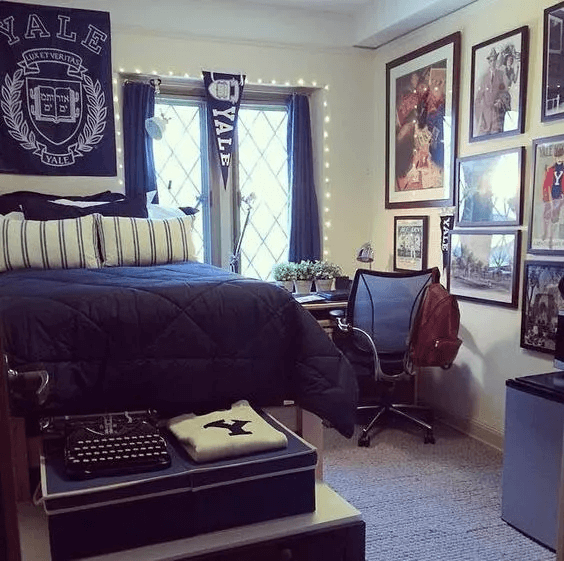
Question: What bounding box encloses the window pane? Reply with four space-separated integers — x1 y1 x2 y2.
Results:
153 100 205 262
238 106 289 281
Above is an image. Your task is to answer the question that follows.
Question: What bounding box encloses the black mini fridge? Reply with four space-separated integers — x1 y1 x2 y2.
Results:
501 372 564 551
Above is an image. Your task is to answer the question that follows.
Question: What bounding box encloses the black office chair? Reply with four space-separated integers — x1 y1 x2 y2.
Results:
331 267 438 447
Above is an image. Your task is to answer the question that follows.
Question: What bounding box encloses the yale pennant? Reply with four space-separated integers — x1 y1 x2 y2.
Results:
0 2 116 176
203 70 245 189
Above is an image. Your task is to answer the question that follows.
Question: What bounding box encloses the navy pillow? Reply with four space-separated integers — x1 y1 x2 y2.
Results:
0 190 124 215
22 197 148 220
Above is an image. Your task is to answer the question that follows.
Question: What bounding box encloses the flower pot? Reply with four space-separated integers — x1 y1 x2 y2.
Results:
294 279 313 294
277 280 294 292
315 279 333 292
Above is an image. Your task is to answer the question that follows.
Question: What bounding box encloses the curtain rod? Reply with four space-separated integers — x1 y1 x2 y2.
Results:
120 72 317 96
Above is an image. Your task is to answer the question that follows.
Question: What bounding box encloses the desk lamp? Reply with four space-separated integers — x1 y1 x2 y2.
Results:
356 242 374 270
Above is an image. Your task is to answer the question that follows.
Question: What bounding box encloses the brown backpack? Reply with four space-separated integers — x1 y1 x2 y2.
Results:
410 275 462 369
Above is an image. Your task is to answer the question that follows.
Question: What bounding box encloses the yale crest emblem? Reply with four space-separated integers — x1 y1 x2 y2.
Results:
2 48 106 167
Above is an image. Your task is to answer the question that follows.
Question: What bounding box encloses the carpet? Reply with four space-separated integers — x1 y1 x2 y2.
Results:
323 420 556 561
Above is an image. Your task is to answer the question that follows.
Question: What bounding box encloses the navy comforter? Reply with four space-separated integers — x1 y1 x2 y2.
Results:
0 262 357 437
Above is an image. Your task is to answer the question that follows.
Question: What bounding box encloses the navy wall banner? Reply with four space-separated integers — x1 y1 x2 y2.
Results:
0 2 116 176
203 71 245 189
440 214 454 270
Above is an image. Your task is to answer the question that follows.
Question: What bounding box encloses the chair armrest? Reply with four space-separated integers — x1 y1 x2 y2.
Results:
329 309 350 332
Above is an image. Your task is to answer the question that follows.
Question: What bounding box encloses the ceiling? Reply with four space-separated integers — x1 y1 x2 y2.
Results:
10 0 479 49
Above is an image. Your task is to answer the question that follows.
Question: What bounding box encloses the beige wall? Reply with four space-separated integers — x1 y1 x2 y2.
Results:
372 0 562 448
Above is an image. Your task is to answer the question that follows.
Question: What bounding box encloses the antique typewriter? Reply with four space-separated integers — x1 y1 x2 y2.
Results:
42 410 171 479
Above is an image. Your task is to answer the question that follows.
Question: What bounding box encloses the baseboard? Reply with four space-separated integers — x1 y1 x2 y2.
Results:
436 409 504 452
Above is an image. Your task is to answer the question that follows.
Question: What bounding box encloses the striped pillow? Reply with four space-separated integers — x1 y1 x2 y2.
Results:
0 214 101 272
97 215 196 267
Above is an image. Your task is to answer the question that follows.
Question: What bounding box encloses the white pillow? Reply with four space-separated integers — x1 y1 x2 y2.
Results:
1 211 24 220
147 204 186 220
0 214 101 272
97 215 196 267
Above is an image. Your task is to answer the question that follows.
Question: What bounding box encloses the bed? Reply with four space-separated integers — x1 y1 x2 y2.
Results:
0 192 358 439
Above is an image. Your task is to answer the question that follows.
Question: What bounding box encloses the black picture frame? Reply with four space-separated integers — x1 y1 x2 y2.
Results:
385 32 461 209
448 229 521 307
528 134 564 255
469 26 529 142
521 260 564 354
543 2 564 122
456 147 525 227
393 215 429 271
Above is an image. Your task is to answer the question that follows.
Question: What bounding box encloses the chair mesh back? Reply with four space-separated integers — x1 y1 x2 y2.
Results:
348 269 434 355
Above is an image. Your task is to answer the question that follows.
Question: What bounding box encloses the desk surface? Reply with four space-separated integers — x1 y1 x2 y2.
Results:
300 300 347 311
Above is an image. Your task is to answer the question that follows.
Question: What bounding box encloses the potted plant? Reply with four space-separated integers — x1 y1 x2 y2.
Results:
293 260 315 294
271 262 296 292
313 260 343 292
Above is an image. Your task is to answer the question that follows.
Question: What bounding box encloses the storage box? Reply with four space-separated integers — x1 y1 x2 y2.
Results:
40 412 317 560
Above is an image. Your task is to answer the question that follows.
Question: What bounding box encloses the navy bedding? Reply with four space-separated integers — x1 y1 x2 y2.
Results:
0 262 358 437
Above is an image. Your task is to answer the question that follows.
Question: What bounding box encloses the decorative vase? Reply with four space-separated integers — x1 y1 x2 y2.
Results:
315 279 333 292
294 279 313 294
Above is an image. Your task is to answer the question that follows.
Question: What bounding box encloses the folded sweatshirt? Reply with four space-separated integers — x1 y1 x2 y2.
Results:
167 400 288 463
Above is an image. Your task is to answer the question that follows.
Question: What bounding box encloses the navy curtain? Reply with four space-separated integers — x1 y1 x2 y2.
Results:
287 94 321 262
123 82 156 199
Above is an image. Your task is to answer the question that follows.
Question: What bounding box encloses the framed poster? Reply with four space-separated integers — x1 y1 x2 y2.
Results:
543 2 564 122
528 134 564 254
521 260 564 354
385 32 461 209
448 230 520 307
456 147 525 227
393 215 428 271
469 27 529 142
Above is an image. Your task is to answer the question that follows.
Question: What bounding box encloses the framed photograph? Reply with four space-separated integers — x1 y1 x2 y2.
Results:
521 260 564 354
469 26 529 142
543 2 564 122
456 147 525 227
393 215 428 271
528 134 564 254
448 230 521 307
385 32 461 209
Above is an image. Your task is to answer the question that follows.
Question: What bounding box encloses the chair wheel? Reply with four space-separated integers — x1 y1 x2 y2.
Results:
424 433 435 444
358 434 370 447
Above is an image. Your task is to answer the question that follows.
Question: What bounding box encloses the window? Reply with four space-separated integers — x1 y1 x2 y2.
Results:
151 85 290 280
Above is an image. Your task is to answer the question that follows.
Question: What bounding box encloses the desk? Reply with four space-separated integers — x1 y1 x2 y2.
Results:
300 300 347 335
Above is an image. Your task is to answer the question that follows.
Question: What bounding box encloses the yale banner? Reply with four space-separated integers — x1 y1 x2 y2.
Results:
0 2 116 176
440 214 454 270
203 71 245 189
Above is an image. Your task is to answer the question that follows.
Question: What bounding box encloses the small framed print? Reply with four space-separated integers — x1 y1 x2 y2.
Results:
528 134 564 254
394 215 428 271
385 32 461 209
470 26 529 142
456 147 525 227
543 2 564 121
448 229 520 307
521 260 564 354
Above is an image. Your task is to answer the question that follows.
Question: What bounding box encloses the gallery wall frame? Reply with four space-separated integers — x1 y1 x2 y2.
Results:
456 146 525 227
528 134 564 255
448 229 521 308
393 215 429 272
385 32 461 209
521 260 564 354
542 2 564 122
469 26 529 142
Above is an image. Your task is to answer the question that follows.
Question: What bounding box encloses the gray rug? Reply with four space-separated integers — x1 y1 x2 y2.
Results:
323 420 556 561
